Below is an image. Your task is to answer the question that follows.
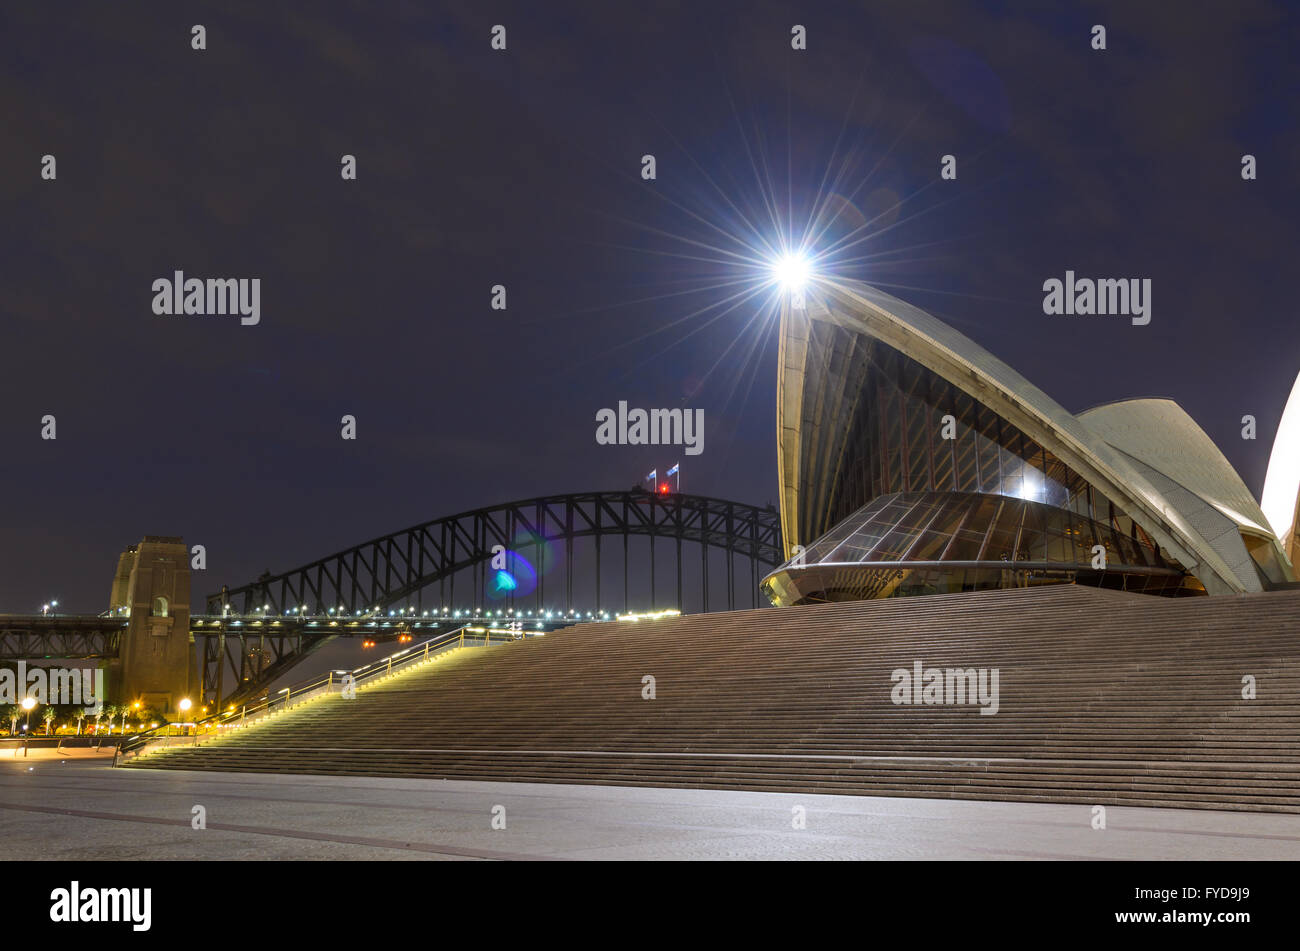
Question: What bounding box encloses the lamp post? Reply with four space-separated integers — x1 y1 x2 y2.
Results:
179 697 192 737
20 697 36 757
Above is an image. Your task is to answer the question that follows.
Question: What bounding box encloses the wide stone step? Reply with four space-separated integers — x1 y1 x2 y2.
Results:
123 585 1300 813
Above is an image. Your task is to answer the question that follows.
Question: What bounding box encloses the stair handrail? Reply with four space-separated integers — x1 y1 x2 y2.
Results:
116 623 521 761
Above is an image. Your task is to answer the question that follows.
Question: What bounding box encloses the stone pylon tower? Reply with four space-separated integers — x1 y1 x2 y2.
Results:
109 537 192 716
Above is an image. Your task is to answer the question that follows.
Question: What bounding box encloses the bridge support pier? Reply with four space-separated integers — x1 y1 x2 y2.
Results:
110 536 193 718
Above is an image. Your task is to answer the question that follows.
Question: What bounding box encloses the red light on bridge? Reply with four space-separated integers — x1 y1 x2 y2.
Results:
658 484 670 494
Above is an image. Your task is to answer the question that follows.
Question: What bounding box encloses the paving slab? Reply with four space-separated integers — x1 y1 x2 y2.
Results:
3 760 1300 860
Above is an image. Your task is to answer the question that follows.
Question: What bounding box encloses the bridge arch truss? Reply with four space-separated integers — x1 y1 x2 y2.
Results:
207 490 784 619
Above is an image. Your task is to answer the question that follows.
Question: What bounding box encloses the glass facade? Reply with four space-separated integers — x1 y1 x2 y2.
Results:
818 341 1148 541
770 331 1206 603
762 490 1202 604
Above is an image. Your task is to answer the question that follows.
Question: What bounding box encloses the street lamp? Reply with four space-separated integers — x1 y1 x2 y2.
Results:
179 697 192 736
21 696 36 731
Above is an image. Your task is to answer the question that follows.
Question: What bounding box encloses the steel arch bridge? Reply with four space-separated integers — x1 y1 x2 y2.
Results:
193 489 782 706
206 489 783 617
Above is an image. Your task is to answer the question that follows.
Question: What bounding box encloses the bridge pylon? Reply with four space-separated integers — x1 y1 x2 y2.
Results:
110 536 193 717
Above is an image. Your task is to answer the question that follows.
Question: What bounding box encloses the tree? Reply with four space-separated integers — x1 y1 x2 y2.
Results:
105 704 120 734
2 705 17 737
42 707 56 735
76 708 93 735
92 706 105 734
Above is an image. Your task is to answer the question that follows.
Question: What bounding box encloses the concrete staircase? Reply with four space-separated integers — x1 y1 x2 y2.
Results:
123 585 1300 812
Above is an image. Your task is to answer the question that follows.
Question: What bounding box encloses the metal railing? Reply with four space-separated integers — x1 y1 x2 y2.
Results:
116 625 520 763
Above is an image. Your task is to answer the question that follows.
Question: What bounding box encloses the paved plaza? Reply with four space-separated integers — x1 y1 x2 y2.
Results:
2 758 1298 860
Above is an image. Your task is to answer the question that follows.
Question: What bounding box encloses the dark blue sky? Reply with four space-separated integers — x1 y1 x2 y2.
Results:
2 0 1297 612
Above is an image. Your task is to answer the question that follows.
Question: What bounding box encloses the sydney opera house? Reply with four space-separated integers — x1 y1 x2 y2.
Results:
762 280 1300 605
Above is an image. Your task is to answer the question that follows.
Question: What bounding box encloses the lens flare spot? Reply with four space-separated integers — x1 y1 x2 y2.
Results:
485 551 538 600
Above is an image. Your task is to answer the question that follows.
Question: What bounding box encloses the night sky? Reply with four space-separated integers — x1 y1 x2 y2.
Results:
2 1 1297 615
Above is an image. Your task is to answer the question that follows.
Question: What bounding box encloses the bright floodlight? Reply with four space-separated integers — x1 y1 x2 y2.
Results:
772 253 811 291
